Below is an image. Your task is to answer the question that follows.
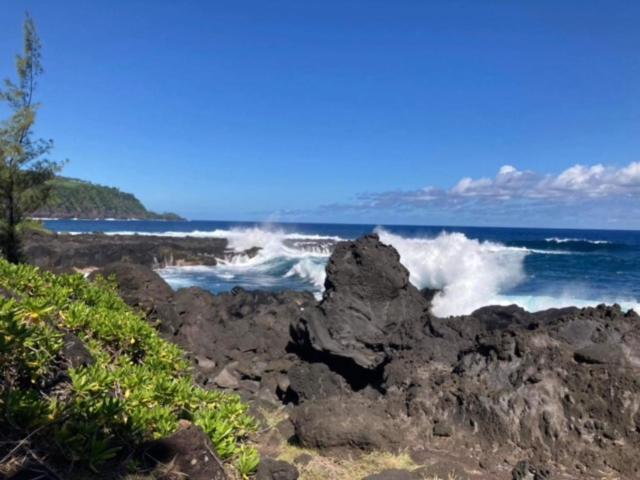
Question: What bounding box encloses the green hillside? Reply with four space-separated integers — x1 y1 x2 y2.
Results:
32 177 183 220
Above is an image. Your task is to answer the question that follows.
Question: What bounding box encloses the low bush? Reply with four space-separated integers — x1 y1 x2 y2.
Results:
0 260 257 478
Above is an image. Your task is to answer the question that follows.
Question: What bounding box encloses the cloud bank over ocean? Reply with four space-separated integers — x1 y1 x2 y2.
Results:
315 162 640 228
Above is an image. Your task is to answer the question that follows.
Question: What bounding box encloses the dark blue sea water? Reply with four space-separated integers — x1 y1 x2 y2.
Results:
45 219 640 316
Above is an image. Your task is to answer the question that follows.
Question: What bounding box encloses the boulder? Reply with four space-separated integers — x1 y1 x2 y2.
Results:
292 234 429 370
291 395 404 451
89 262 182 335
287 362 348 402
255 458 299 480
145 422 227 480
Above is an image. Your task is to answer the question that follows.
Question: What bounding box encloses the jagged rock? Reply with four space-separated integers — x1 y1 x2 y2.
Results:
213 366 240 389
145 422 227 480
512 460 551 480
24 230 230 269
256 458 299 480
173 287 314 374
292 234 429 370
287 362 349 402
46 231 640 479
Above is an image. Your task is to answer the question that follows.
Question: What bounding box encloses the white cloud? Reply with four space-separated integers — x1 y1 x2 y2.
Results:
356 162 640 209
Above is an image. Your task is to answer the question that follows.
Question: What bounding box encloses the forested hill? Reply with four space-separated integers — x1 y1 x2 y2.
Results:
32 177 184 220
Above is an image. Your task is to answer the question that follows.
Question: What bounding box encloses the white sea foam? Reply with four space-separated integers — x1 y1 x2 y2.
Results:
494 294 639 314
375 228 529 317
155 227 334 293
285 258 327 298
82 225 632 316
545 237 610 244
66 228 343 242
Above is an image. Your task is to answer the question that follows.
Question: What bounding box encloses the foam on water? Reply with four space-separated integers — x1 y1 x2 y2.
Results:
67 228 343 244
59 223 639 316
494 294 640 314
545 237 611 245
156 227 333 295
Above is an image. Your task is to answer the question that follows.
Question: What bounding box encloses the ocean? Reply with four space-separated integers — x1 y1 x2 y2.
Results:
44 219 640 317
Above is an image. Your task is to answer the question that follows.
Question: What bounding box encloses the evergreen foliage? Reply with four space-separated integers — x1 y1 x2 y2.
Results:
0 260 258 478
0 15 62 262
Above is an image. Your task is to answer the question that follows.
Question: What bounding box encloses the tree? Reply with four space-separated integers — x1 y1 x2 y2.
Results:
0 14 61 262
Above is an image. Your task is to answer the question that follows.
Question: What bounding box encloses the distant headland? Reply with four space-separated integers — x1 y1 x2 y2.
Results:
32 177 184 221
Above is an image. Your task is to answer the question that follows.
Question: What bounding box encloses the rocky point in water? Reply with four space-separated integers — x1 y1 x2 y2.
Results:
23 230 260 271
49 233 640 479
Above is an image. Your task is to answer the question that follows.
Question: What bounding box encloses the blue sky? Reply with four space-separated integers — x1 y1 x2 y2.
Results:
1 1 640 228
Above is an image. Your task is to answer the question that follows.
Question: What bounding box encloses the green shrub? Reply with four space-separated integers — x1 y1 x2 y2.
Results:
0 260 258 476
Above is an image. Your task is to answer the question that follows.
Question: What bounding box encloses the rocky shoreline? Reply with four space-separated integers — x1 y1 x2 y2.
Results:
26 233 640 479
24 231 259 270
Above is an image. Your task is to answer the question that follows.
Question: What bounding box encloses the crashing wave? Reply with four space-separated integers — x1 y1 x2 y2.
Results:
156 227 334 295
85 225 635 317
375 228 529 316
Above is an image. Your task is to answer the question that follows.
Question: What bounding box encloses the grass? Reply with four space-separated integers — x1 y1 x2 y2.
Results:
279 444 422 479
0 260 257 478
254 407 455 480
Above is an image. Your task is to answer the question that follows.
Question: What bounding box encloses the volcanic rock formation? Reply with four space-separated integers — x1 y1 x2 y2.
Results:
87 234 640 479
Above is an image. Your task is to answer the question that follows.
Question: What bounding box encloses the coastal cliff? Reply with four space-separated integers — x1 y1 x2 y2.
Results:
32 177 183 220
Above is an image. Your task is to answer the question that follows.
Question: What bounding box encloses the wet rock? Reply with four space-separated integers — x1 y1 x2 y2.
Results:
256 458 299 480
24 230 229 269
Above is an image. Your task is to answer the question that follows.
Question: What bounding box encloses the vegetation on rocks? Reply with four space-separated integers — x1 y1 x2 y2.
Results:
0 259 257 478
